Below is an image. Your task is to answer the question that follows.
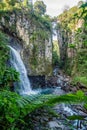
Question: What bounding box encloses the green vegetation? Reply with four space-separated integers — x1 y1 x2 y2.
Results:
0 29 85 130
53 40 60 66
34 0 46 16
0 0 87 129
56 1 87 87
71 49 87 86
0 35 86 129
0 1 52 129
72 76 87 86
0 0 32 12
0 89 87 129
0 0 52 75
0 31 19 90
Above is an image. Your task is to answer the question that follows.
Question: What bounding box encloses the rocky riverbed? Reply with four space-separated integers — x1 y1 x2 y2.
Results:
46 67 87 93
26 88 87 130
27 68 87 130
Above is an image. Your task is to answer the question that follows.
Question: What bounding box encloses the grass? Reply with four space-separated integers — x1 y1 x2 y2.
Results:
72 76 87 87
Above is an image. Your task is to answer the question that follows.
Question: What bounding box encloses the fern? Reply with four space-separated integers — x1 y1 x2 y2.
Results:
0 90 87 129
68 115 87 120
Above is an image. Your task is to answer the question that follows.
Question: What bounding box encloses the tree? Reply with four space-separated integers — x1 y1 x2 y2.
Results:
3 0 18 6
34 0 46 15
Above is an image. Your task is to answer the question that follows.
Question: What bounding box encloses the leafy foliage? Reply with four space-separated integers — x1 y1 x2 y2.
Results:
68 115 86 120
56 1 87 86
34 0 46 16
0 90 86 129
0 31 19 90
53 41 59 66
0 1 87 129
68 43 76 49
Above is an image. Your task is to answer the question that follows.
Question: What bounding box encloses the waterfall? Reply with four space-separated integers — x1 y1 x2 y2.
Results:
9 46 36 95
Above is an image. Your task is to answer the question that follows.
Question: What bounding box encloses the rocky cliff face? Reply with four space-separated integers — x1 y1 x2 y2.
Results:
56 24 69 66
0 10 52 76
56 19 83 66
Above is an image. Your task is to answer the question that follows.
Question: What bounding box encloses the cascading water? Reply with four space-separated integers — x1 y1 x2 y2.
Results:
9 46 36 95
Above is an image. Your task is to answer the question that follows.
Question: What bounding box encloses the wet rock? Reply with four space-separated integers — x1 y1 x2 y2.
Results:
62 85 70 92
48 121 64 130
46 76 59 87
70 86 78 92
62 84 78 92
29 76 45 89
77 82 87 90
63 78 70 82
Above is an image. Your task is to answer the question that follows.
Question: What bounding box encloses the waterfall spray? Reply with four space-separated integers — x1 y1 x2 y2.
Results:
9 46 36 95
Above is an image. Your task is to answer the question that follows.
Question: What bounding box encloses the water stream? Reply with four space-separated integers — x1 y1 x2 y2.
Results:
9 46 36 95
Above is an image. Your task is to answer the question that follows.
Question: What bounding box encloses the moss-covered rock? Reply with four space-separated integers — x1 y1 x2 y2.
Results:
0 9 52 76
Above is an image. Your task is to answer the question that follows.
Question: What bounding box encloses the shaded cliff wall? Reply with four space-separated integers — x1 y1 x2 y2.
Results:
56 24 69 66
55 5 84 68
56 20 83 66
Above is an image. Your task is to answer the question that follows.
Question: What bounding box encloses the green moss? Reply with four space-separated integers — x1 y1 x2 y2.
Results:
10 24 16 32
0 4 52 76
0 31 9 63
0 31 19 89
30 29 49 43
65 48 87 87
0 31 9 86
53 40 60 66
45 60 52 76
30 44 38 67
72 76 87 87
